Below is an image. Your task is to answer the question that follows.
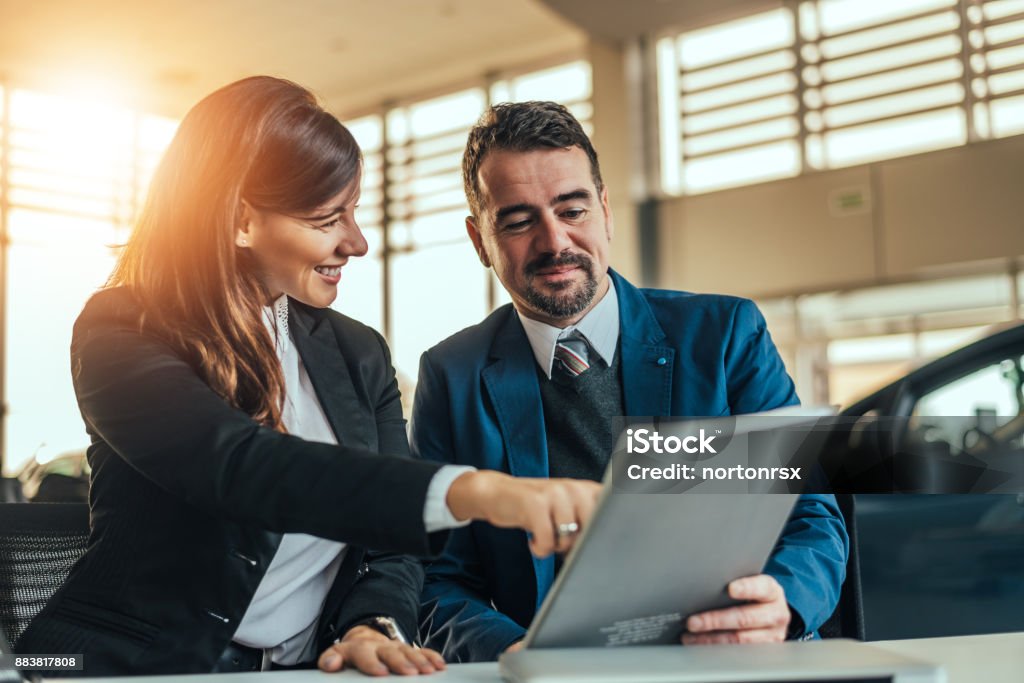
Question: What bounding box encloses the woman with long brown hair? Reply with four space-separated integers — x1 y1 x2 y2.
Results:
15 76 599 676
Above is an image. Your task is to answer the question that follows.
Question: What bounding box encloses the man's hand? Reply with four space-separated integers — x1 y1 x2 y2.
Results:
318 625 446 676
504 640 524 654
682 574 790 645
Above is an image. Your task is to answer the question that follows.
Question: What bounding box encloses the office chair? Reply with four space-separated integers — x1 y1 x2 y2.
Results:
0 480 25 504
818 493 865 640
0 504 90 648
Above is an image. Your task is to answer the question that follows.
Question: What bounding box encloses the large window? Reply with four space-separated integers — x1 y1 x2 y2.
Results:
652 0 1024 406
656 0 1024 195
1 85 177 475
758 265 1023 406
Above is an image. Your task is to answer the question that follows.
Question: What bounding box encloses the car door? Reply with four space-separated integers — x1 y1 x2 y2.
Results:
842 324 1024 640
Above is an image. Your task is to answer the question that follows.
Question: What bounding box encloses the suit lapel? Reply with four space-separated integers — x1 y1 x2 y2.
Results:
288 300 372 450
481 309 554 603
482 310 549 479
611 271 675 418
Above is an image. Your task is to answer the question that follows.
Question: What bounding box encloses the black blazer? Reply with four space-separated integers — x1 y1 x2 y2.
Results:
15 287 447 675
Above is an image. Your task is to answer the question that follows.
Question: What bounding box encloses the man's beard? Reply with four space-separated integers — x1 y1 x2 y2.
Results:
522 251 598 320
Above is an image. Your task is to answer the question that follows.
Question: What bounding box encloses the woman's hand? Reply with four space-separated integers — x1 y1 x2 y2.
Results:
317 626 446 676
446 470 602 557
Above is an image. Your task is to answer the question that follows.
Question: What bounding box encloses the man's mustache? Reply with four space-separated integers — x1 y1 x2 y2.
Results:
524 252 593 277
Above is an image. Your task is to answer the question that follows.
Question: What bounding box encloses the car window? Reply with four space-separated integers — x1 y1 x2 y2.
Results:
910 355 1024 455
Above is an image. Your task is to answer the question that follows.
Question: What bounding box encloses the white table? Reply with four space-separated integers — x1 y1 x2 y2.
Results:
870 632 1024 682
60 632 1024 683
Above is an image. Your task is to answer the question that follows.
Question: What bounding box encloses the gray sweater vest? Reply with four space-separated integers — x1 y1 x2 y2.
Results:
538 346 624 482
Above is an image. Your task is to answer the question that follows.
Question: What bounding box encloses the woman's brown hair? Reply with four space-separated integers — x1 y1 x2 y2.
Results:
110 76 361 429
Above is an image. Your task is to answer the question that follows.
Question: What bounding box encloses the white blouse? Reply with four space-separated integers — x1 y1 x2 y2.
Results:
231 296 470 664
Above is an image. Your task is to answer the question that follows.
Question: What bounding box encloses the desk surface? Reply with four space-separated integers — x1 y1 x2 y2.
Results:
60 632 1024 682
870 631 1024 682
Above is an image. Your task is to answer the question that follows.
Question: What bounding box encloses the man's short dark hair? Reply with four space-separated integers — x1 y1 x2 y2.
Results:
462 101 604 219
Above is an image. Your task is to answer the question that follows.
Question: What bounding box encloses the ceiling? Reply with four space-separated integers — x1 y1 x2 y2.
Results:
0 0 586 118
538 0 779 42
0 0 776 119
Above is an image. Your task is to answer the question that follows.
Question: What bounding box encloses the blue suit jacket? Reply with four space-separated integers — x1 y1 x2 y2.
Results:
411 270 848 662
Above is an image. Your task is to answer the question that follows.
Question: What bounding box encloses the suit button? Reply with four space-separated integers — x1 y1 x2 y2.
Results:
657 357 667 366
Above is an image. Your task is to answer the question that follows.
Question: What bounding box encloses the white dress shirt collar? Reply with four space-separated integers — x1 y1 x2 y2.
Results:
518 276 620 379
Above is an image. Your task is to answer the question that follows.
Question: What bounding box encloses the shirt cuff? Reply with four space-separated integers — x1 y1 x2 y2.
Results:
423 465 477 533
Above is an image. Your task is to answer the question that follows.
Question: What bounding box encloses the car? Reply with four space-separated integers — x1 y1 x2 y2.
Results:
832 323 1024 640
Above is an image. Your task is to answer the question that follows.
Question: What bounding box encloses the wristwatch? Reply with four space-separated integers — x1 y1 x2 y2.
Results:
353 615 411 645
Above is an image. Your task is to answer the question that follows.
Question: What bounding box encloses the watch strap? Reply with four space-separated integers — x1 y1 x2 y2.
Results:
351 615 410 645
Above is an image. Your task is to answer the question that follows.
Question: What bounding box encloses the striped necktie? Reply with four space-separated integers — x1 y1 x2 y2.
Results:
554 333 591 377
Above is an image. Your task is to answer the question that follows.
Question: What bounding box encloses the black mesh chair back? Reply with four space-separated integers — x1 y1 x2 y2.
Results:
0 504 90 648
818 493 865 639
0 480 25 504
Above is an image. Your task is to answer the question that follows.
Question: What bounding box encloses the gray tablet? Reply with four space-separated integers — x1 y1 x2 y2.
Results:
522 408 833 650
